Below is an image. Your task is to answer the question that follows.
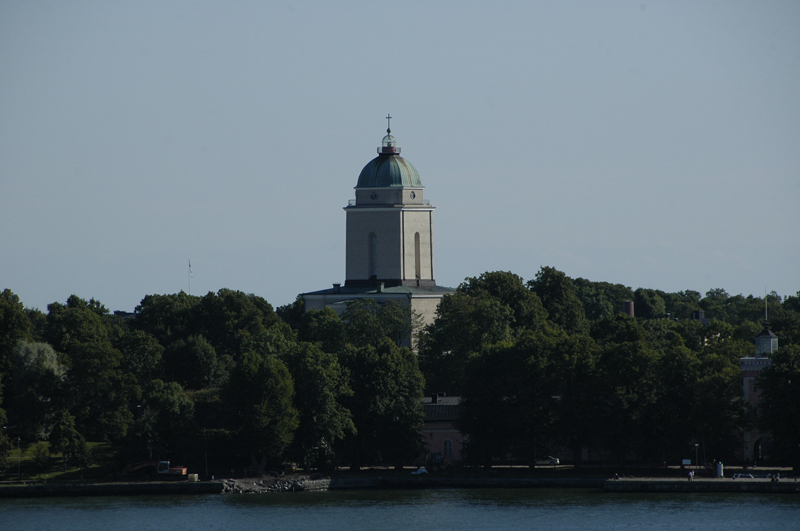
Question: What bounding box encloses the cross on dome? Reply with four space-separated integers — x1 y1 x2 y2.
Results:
382 114 397 150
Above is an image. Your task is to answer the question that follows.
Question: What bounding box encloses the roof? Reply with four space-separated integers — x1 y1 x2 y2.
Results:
756 328 778 338
422 396 462 422
303 284 455 297
356 153 422 188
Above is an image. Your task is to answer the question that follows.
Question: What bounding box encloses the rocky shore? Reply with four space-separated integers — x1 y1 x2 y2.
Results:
221 475 331 494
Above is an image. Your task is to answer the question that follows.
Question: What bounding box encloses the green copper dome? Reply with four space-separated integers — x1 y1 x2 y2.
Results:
356 153 422 188
356 120 422 188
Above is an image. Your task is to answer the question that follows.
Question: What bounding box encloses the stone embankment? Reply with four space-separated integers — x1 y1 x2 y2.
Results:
0 481 224 498
3 476 798 497
221 476 331 494
221 476 605 493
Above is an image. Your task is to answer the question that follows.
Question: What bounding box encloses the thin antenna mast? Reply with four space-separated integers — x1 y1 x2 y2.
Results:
189 259 193 295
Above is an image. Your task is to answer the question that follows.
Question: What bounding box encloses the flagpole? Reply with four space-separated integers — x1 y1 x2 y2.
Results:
189 259 192 295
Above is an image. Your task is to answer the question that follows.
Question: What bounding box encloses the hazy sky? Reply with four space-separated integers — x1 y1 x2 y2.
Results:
2 1 798 313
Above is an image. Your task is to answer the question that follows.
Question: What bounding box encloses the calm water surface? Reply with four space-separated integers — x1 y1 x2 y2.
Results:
1 489 798 531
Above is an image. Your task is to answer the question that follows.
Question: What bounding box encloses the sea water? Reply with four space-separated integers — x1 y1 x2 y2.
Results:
1 488 798 531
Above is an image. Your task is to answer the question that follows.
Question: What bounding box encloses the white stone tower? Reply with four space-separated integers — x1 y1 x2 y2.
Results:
345 116 436 288
301 118 454 336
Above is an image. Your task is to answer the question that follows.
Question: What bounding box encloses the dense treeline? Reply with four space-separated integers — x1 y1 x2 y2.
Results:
1 268 799 474
0 289 423 474
417 269 800 467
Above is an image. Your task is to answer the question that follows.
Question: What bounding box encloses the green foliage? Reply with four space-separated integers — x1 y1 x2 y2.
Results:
49 409 84 470
276 296 306 331
2 274 796 472
280 342 354 468
45 298 133 441
527 267 588 334
31 441 50 477
418 292 513 394
194 289 283 360
459 328 563 467
0 385 10 472
113 329 165 385
133 292 202 345
593 315 660 463
660 290 701 320
298 307 346 354
11 341 66 440
573 278 634 321
122 380 195 462
0 290 33 386
459 271 547 331
757 344 800 468
634 288 666 319
164 335 226 390
224 351 298 472
337 338 425 469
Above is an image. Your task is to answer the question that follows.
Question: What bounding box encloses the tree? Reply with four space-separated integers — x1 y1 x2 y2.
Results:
549 333 601 467
459 271 547 331
660 290 701 320
417 292 513 395
634 288 666 320
573 278 634 322
276 296 307 331
0 289 32 387
224 351 298 473
114 329 165 385
692 351 744 462
297 307 346 354
0 375 11 472
592 315 659 463
459 328 563 467
340 299 387 349
45 297 134 440
122 379 195 462
132 292 201 346
527 267 588 334
11 341 66 440
757 344 800 470
280 342 354 469
337 338 425 470
163 335 225 390
194 289 283 360
31 441 50 479
49 409 84 471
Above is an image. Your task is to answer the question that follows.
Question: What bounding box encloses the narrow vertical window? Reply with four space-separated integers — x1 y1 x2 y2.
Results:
414 232 421 279
369 233 377 278
443 439 453 457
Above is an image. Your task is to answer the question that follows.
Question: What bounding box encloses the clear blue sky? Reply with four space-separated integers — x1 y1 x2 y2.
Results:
2 1 798 312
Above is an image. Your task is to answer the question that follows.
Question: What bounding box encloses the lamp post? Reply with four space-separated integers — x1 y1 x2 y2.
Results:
17 437 22 481
693 443 699 472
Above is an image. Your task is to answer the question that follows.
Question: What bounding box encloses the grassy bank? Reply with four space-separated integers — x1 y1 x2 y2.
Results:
1 441 116 483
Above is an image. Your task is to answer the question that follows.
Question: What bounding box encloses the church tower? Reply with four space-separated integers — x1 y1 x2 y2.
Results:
300 118 454 339
345 116 436 288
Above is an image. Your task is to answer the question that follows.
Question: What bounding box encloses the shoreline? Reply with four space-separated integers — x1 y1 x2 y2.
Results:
2 476 799 498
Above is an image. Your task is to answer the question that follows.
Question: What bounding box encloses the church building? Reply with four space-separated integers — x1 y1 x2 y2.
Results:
739 305 778 464
301 118 454 344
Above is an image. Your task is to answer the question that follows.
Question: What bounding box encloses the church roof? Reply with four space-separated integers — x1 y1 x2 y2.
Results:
303 284 455 297
356 153 422 188
756 327 778 338
356 119 422 188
